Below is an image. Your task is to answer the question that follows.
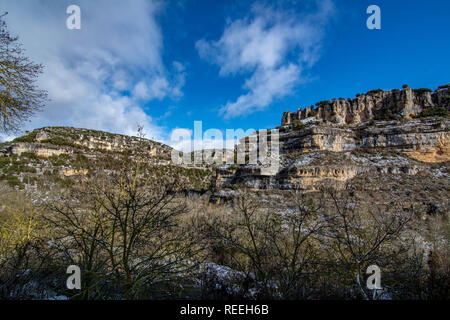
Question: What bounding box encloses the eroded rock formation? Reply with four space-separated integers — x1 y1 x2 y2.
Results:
281 84 450 126
217 84 449 191
0 126 172 162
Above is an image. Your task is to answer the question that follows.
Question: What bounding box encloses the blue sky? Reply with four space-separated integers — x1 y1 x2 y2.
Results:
0 0 449 150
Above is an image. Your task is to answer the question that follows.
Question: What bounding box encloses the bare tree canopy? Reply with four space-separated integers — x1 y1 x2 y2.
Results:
0 13 47 133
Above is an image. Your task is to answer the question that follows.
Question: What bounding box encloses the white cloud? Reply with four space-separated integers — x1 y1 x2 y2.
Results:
223 63 301 116
133 77 170 101
0 0 185 142
196 1 334 118
132 61 186 101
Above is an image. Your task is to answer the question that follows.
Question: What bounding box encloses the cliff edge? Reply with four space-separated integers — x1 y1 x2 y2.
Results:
281 84 449 126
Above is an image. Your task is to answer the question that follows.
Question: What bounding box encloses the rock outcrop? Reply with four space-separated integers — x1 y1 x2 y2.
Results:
218 104 449 191
281 84 450 126
0 127 173 162
0 127 212 192
1 84 449 195
279 118 449 156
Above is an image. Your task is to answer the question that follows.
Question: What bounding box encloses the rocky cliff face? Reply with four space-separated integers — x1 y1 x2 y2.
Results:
0 126 173 161
215 114 449 192
281 84 450 126
279 118 449 159
1 84 449 196
0 127 212 191
220 83 449 192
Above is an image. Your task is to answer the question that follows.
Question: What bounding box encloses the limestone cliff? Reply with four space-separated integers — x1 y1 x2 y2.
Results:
217 100 449 192
0 127 212 191
1 83 449 196
0 126 172 162
281 84 450 126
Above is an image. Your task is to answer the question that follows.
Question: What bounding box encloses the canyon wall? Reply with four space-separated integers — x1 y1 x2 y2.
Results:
281 84 450 126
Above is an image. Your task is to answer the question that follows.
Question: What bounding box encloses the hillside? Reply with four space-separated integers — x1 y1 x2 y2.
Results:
1 85 449 200
0 87 447 215
0 126 212 191
0 84 448 300
216 85 449 192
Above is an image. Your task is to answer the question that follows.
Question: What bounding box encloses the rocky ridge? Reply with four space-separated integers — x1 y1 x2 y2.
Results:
281 84 449 126
214 84 449 194
0 126 173 161
0 127 211 191
214 116 449 192
0 84 449 200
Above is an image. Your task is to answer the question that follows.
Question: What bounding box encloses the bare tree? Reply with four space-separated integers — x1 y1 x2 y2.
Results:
46 164 201 299
200 189 325 299
0 13 47 133
267 190 326 299
0 184 57 299
324 186 414 299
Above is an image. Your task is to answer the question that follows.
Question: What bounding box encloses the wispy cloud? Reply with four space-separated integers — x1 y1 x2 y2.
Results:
0 0 184 141
196 1 335 118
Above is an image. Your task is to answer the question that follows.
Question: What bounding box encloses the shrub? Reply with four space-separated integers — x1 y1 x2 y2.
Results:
374 109 398 121
413 106 448 118
316 100 331 107
12 131 37 143
6 176 23 189
18 165 36 174
0 157 10 168
413 88 432 95
367 89 383 95
292 120 306 131
5 163 19 174
20 152 39 160
309 108 318 117
41 137 76 148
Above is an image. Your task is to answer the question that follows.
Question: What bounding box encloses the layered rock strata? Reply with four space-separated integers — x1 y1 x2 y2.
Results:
282 84 450 126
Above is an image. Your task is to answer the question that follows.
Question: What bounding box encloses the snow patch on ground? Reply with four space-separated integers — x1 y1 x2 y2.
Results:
350 153 411 167
301 117 318 124
291 154 315 167
432 167 448 178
